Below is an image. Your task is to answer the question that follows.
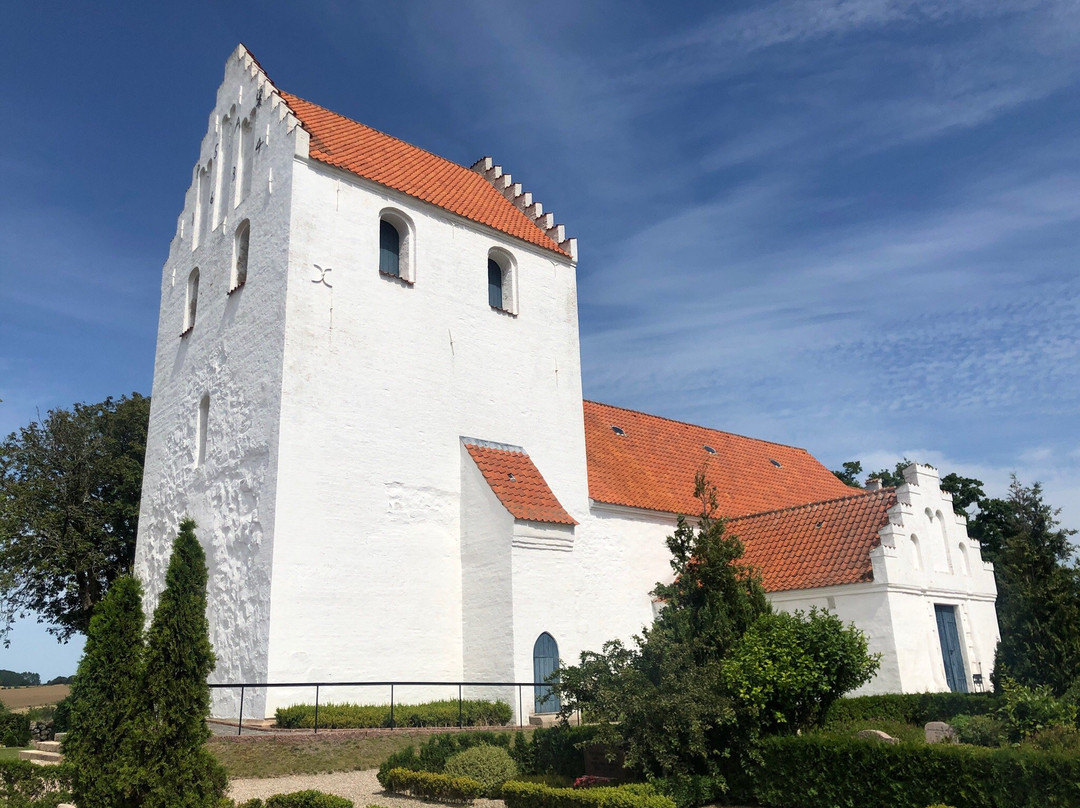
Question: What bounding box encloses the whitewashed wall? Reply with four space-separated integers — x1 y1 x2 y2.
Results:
134 47 303 719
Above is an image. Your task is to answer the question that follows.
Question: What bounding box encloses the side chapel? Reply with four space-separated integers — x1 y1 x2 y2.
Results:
134 46 1000 720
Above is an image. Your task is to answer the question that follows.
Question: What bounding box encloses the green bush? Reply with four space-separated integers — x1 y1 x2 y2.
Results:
376 729 519 787
0 708 31 747
444 744 518 796
51 696 71 734
502 780 676 808
745 733 1080 808
997 678 1076 741
648 775 730 808
950 714 1006 747
0 758 73 808
528 725 600 778
275 698 512 729
265 790 354 808
384 767 483 803
824 692 998 727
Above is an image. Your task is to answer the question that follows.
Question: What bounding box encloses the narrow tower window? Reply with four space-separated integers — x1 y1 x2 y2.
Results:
488 258 503 308
196 162 212 247
183 268 200 334
232 220 250 291
238 116 254 204
196 394 210 467
380 219 401 277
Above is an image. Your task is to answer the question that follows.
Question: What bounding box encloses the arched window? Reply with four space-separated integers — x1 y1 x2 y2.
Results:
488 258 503 308
380 219 401 277
183 268 200 334
958 542 971 576
238 116 255 204
196 161 212 247
910 535 922 571
487 248 516 313
936 509 953 573
533 632 560 714
196 394 210 467
214 112 234 229
232 220 250 291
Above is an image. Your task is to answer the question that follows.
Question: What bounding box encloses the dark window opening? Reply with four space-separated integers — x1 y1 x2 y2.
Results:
380 219 401 277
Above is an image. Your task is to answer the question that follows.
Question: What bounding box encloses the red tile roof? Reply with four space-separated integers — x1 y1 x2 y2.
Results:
583 401 857 518
728 488 897 592
278 92 568 257
465 442 577 525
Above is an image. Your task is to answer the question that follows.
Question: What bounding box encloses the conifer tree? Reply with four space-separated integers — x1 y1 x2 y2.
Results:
137 518 227 808
64 574 145 808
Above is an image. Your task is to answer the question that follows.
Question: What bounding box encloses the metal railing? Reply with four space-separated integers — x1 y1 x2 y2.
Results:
208 680 562 736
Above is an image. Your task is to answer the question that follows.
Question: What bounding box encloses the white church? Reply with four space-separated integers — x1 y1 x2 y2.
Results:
134 46 1000 721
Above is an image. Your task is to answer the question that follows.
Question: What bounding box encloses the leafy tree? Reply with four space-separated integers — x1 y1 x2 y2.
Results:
555 473 770 781
832 461 864 488
0 670 40 687
722 608 879 734
982 478 1080 695
65 575 145 808
0 394 150 644
136 519 227 808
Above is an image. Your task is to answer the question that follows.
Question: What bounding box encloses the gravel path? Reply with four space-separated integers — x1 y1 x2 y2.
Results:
228 769 506 807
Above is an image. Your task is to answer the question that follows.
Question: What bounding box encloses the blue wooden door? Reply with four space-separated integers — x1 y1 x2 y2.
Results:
935 605 968 693
533 633 560 713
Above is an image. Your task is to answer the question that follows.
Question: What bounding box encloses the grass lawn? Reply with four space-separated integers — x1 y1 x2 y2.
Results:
209 733 421 779
0 747 28 762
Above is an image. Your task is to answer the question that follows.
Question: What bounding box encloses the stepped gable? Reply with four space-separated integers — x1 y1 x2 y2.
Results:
277 92 570 258
583 401 856 518
464 440 577 525
728 488 898 592
470 157 577 261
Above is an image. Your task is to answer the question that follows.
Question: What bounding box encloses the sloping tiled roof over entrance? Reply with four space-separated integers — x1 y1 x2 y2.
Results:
279 92 569 258
464 441 577 525
583 401 856 518
728 488 898 592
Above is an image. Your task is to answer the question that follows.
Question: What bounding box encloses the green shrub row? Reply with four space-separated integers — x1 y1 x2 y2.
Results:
742 734 1080 808
0 708 31 747
376 729 521 787
502 781 676 808
235 790 354 808
384 767 483 802
275 699 513 729
824 692 997 727
0 758 73 808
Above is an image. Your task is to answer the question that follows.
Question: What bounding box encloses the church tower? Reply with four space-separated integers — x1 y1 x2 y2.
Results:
135 46 588 718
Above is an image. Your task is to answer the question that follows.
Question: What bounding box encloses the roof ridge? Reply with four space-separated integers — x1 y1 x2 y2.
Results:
729 486 897 523
584 399 814 453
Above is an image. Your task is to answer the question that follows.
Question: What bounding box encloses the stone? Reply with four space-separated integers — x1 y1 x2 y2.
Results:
857 728 898 744
925 721 956 743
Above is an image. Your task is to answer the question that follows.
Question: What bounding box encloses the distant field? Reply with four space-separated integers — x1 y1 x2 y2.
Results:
0 685 70 711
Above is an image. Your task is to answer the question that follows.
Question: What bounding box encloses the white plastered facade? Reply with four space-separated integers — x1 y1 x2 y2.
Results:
136 48 999 720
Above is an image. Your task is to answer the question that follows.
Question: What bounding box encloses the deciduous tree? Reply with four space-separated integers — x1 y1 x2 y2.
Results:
0 394 150 643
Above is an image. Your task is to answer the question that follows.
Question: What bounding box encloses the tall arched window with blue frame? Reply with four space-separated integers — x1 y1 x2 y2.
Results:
380 219 401 277
533 632 560 714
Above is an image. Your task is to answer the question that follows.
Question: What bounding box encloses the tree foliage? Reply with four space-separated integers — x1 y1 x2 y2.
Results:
981 479 1080 695
723 608 879 735
0 394 150 643
136 518 227 807
554 474 875 783
65 575 145 808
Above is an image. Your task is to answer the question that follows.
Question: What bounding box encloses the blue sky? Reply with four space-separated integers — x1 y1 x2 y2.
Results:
2 0 1078 678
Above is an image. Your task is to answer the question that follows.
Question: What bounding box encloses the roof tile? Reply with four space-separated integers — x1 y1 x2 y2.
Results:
465 443 577 525
279 92 568 257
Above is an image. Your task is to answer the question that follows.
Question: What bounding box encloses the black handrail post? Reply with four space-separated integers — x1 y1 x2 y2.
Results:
314 685 320 735
390 684 395 730
458 683 463 728
237 686 245 736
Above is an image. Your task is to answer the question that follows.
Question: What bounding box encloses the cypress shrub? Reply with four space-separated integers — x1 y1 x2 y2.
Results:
64 574 145 808
136 518 227 808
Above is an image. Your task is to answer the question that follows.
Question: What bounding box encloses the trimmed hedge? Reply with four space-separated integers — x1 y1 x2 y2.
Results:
0 758 73 808
502 781 676 808
384 767 483 802
824 692 997 727
0 707 31 747
276 699 512 729
236 793 353 808
744 734 1080 808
